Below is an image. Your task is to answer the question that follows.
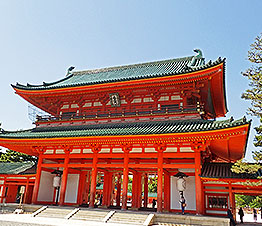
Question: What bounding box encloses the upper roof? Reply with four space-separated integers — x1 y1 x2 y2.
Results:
201 162 262 179
0 162 36 175
12 54 226 91
0 117 249 139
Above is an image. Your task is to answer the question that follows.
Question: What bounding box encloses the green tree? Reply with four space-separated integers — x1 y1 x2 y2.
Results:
232 33 262 175
0 149 37 163
148 176 157 193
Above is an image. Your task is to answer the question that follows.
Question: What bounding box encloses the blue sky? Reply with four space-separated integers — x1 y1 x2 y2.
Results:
0 0 261 160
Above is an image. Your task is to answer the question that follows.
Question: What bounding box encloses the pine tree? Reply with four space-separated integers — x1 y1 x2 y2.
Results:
232 33 262 175
0 149 37 163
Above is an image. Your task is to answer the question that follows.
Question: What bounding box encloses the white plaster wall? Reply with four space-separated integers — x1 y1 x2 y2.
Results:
65 174 79 204
38 171 55 202
171 176 196 210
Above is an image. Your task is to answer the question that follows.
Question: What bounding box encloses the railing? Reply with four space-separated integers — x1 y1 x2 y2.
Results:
36 104 204 123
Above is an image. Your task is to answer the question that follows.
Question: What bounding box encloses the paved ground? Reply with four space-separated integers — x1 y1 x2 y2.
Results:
0 214 141 226
0 212 262 226
236 213 262 225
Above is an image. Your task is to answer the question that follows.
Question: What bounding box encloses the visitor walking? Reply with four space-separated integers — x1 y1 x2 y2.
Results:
152 199 156 209
253 208 257 222
227 207 236 226
238 207 244 223
179 196 186 215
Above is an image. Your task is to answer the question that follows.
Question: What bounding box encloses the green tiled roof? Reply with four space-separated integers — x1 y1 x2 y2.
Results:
201 163 262 179
0 162 35 175
0 117 249 139
12 55 224 90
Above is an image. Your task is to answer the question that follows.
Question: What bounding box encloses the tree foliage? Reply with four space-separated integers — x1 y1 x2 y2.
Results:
0 149 37 163
232 33 262 176
235 194 262 208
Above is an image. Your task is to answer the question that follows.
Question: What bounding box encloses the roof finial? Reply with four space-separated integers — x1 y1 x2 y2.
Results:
186 49 204 69
66 66 75 77
193 49 203 59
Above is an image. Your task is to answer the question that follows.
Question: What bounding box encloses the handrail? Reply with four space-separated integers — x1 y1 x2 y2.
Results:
36 104 204 123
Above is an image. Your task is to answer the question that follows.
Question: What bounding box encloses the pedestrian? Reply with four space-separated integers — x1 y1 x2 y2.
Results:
253 208 257 222
227 207 236 226
179 196 186 215
238 207 244 223
152 199 156 209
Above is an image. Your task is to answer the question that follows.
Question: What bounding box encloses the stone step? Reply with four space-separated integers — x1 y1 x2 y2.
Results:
71 209 109 221
108 212 148 225
37 208 73 218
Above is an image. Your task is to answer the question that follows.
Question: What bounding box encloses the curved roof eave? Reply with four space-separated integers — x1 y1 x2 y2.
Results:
11 57 225 92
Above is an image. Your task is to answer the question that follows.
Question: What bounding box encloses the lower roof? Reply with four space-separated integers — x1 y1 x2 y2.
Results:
0 162 36 175
0 117 249 139
201 162 262 179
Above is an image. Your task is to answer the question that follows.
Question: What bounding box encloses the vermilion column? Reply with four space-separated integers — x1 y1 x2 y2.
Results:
195 149 203 214
32 150 44 204
107 172 113 206
122 146 130 210
132 172 137 208
59 149 70 205
144 174 148 208
137 172 142 208
1 176 6 203
157 149 164 212
89 152 98 208
164 172 170 211
229 183 236 220
116 173 121 206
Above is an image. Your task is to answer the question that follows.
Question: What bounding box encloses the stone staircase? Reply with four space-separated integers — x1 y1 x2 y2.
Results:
107 211 149 225
31 206 230 226
71 208 109 222
36 206 74 218
153 213 230 226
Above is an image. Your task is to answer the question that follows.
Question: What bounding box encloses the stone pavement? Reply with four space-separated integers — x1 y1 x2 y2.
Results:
0 213 142 226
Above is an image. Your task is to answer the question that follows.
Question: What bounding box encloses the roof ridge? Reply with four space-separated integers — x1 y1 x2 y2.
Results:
72 56 195 76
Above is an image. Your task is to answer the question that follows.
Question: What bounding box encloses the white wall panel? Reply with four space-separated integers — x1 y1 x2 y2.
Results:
171 175 196 210
38 171 54 202
65 174 79 203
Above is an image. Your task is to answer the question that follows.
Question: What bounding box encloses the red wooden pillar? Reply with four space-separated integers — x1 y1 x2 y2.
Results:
157 148 164 212
77 171 85 204
107 172 113 206
229 183 236 220
137 172 142 209
164 172 170 211
32 150 44 204
195 149 203 214
144 173 148 208
1 176 6 203
59 149 70 205
121 145 131 210
116 173 121 206
86 171 91 203
89 152 98 208
132 172 137 208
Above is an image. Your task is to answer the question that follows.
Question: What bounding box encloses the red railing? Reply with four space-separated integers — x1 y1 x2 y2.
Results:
36 104 204 122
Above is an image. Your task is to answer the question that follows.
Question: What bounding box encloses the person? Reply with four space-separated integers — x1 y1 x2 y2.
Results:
238 207 244 223
152 199 156 209
253 208 257 222
99 194 103 206
227 207 236 226
179 196 186 215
